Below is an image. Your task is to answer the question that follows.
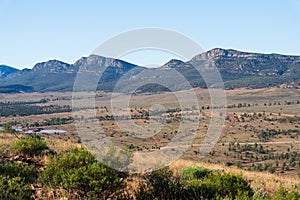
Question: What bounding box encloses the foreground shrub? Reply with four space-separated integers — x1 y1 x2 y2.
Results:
0 162 36 199
135 167 183 200
272 186 300 200
182 167 212 180
183 179 217 199
205 172 254 199
11 134 48 156
134 167 254 200
0 176 33 200
39 148 122 199
182 172 253 199
0 162 36 183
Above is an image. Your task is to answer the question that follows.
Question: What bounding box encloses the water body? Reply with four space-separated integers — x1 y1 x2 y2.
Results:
40 129 67 134
2 126 67 134
14 127 23 132
24 130 33 134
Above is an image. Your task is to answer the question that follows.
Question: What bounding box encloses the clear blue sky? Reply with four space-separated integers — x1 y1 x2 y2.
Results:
1 0 300 69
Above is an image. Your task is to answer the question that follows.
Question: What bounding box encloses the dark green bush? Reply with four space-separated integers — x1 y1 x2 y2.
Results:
135 167 183 200
134 167 254 200
272 186 300 200
148 167 183 199
183 173 252 199
0 162 36 183
182 167 211 180
0 162 36 199
11 134 48 156
183 179 217 199
0 175 33 200
39 148 122 199
202 172 254 199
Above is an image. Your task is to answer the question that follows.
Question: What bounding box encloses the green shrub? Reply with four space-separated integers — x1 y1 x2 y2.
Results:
1 123 15 133
148 167 183 199
39 148 122 199
134 167 254 200
272 186 300 200
11 134 48 156
0 175 33 200
0 162 36 183
183 179 217 199
182 167 211 180
181 167 254 199
0 162 36 199
203 172 254 199
134 167 183 200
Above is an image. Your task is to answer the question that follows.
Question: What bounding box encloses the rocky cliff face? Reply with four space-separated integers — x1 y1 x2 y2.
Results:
194 48 260 60
192 48 300 77
31 60 71 73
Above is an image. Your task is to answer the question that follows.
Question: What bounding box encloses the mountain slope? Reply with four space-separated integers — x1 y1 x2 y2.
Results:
0 65 20 78
199 48 300 89
162 48 300 89
0 55 145 92
0 48 299 93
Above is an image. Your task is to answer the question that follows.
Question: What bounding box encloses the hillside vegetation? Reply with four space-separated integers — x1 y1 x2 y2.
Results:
0 132 299 199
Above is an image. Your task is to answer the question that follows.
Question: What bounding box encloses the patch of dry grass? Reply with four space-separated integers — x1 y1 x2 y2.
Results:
44 137 82 153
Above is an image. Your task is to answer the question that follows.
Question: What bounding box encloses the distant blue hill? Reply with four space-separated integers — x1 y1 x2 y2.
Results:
0 65 20 78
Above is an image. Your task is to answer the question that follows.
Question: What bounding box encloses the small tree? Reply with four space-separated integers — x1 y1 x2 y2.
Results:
2 123 14 133
1 122 20 139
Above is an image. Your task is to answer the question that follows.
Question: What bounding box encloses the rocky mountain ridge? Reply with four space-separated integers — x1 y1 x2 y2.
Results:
0 48 299 93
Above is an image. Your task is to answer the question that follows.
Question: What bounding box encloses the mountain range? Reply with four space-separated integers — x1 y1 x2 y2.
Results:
0 48 299 93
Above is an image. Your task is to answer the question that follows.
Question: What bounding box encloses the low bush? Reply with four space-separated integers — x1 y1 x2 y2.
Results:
0 176 33 200
0 162 36 199
182 167 211 180
10 134 48 156
272 186 300 200
202 172 253 199
134 167 183 200
0 162 36 183
39 148 122 199
135 167 254 200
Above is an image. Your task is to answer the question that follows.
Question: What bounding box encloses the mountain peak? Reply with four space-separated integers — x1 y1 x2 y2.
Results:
0 65 20 78
192 48 256 61
32 60 71 72
162 59 184 68
33 60 70 69
74 54 140 71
